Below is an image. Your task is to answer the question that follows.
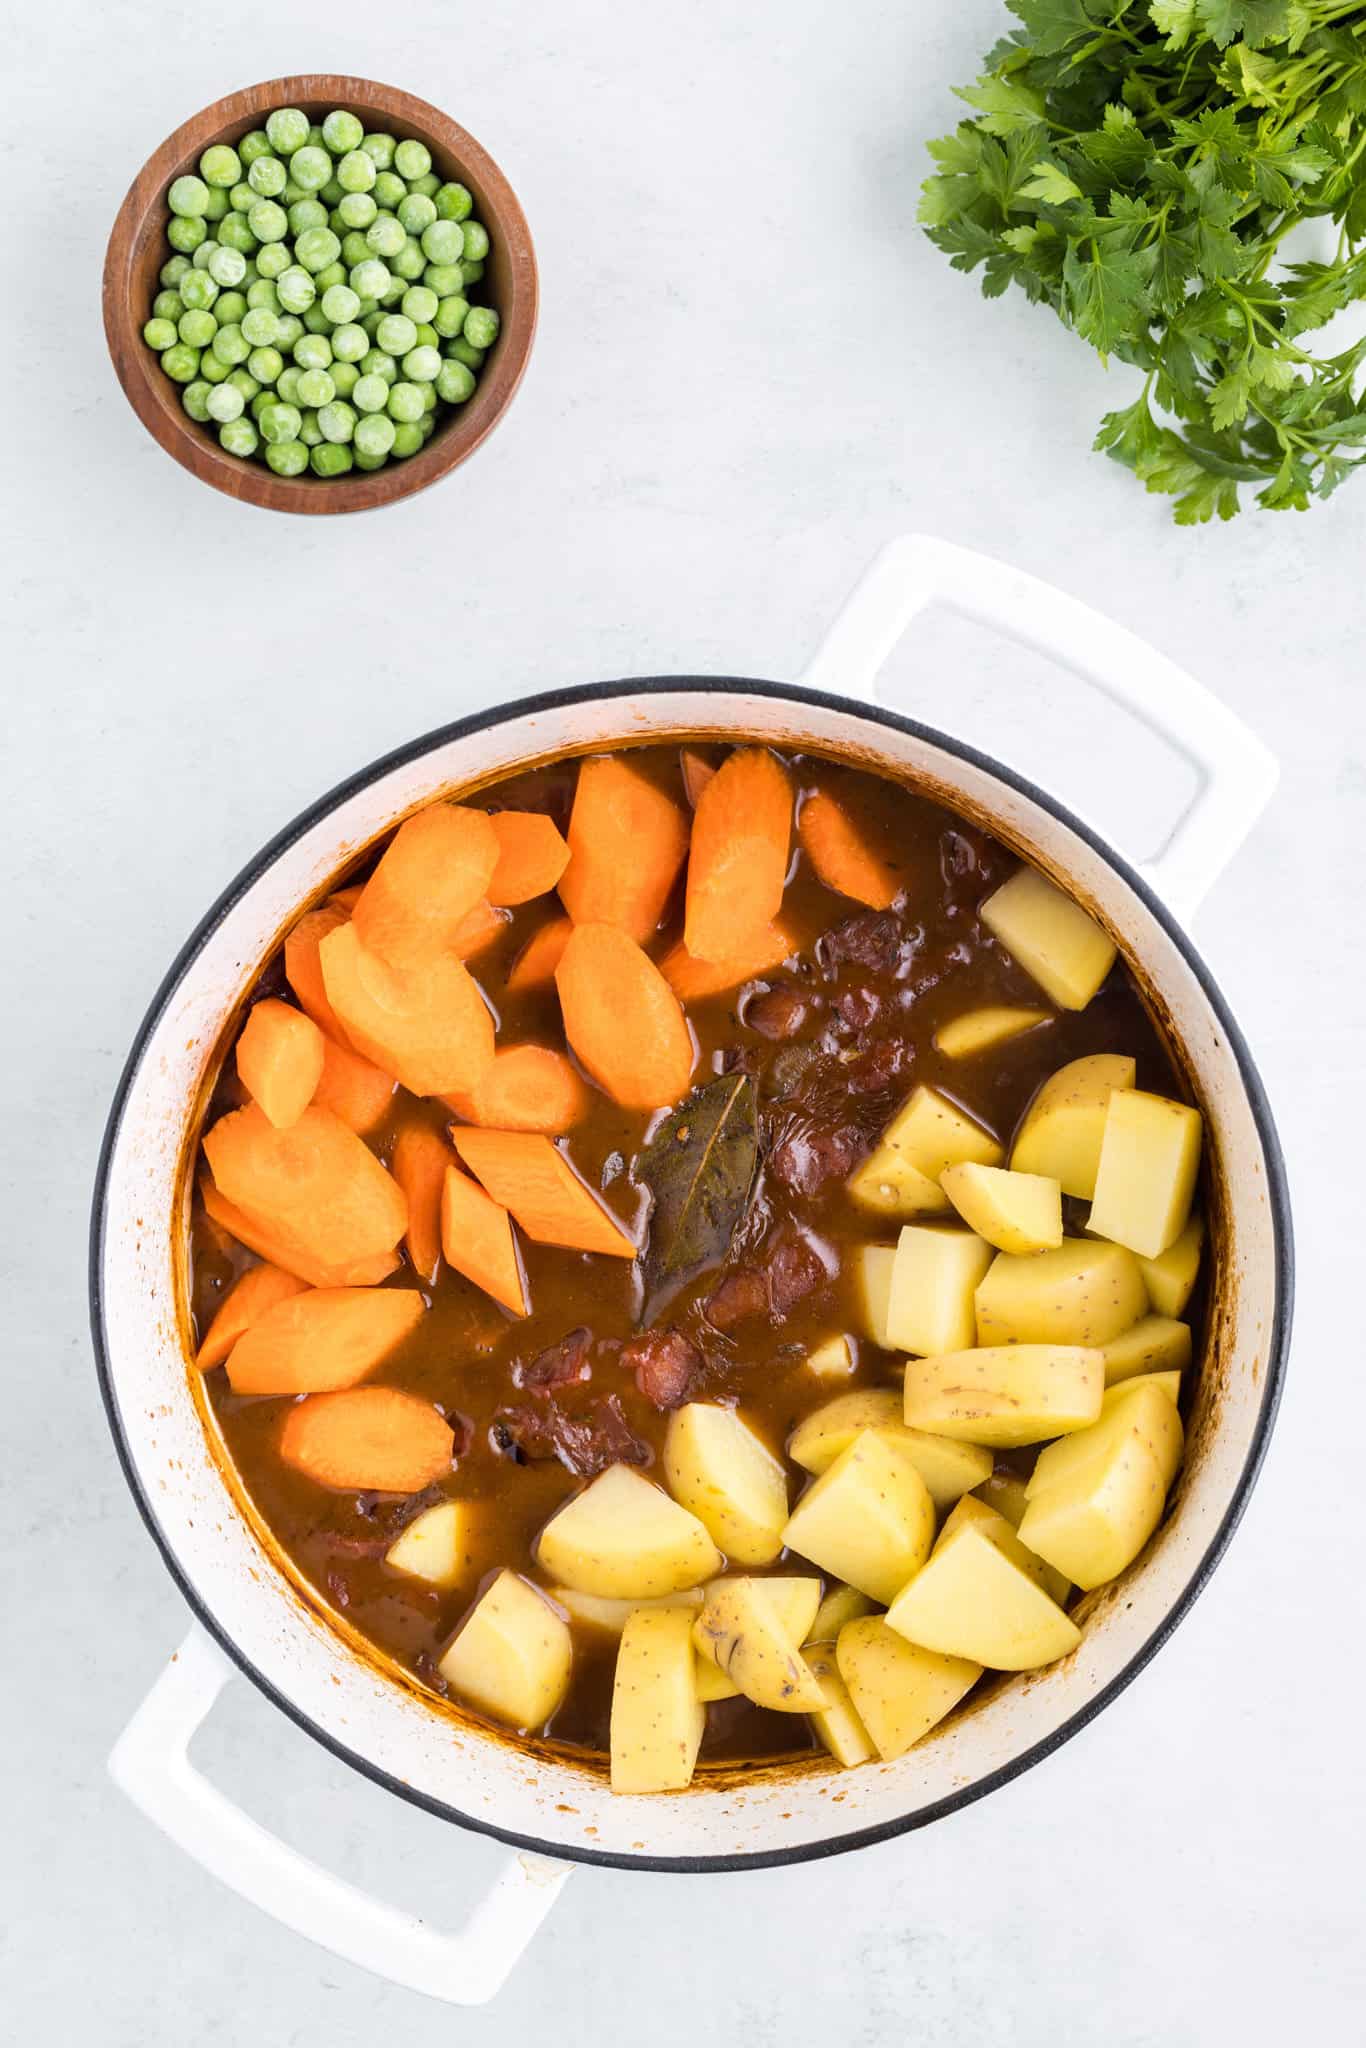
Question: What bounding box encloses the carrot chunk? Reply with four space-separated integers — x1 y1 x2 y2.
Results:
506 914 573 991
684 747 793 962
284 899 353 1043
200 1177 401 1289
554 923 695 1109
203 1103 407 1279
452 1130 637 1258
487 811 571 905
558 757 690 943
352 805 499 966
196 1263 310 1372
680 747 718 808
452 898 511 960
320 920 495 1098
440 1166 529 1314
225 1287 425 1396
330 884 364 911
390 1122 458 1283
278 1387 455 1492
235 999 325 1129
446 1045 591 1134
797 789 902 909
311 1034 396 1136
658 919 798 1001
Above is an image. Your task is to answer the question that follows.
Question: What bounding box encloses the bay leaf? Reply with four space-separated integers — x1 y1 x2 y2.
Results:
633 1072 761 1322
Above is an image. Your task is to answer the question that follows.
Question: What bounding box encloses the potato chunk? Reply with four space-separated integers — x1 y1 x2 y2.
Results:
804 1643 876 1766
1099 1312 1192 1386
788 1390 992 1508
937 1491 1070 1607
550 1586 703 1635
975 1238 1148 1348
887 1223 994 1355
940 1162 1063 1255
806 1582 877 1643
1102 1368 1181 1411
980 866 1116 1010
856 1245 897 1347
1137 1213 1205 1317
886 1522 1081 1670
438 1570 572 1731
1019 1387 1185 1590
1010 1053 1137 1197
804 1333 855 1380
1028 1380 1184 1500
536 1464 721 1598
847 1086 1001 1220
610 1606 705 1794
693 1576 821 1702
836 1617 981 1761
384 1499 473 1589
693 1577 829 1711
903 1344 1103 1448
933 1006 1052 1059
783 1430 936 1603
663 1403 789 1566
1088 1089 1203 1259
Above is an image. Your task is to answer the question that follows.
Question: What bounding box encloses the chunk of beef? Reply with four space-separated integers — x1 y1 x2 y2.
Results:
623 1329 702 1409
834 984 882 1033
493 1395 650 1477
765 1232 830 1316
842 1037 908 1095
517 1326 593 1391
743 986 812 1042
703 1267 771 1331
819 911 904 974
768 1115 866 1195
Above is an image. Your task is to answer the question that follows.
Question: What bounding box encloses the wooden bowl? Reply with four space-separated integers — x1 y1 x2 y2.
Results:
103 74 537 515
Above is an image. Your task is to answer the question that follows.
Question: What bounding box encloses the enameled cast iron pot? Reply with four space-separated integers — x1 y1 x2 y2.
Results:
91 536 1292 2004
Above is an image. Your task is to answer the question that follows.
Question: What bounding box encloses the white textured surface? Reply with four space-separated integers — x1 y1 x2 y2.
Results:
2 1 1361 2041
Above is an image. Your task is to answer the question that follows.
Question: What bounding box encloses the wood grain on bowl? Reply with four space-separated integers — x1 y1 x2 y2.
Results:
103 74 537 515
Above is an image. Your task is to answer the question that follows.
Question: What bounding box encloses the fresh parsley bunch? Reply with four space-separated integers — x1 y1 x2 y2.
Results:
921 1 1366 520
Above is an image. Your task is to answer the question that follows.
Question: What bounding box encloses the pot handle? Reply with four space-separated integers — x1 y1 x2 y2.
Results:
109 1626 572 2004
800 534 1277 925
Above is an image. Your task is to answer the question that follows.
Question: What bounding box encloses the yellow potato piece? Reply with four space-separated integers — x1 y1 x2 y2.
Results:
856 1244 898 1348
972 1467 1031 1527
980 866 1116 1010
940 1162 1063 1255
550 1585 703 1635
886 1522 1081 1670
903 1344 1103 1449
1102 1368 1182 1411
1100 1313 1192 1386
846 1149 946 1219
804 1643 876 1767
1027 1381 1184 1501
836 1616 981 1761
536 1464 721 1598
1088 1088 1203 1260
1137 1214 1205 1317
1011 1053 1137 1197
1019 1400 1180 1592
804 1333 856 1380
783 1429 936 1604
383 1499 475 1589
975 1238 1148 1347
610 1606 705 1794
933 1005 1052 1059
887 1223 994 1355
438 1570 573 1731
847 1086 1002 1220
693 1575 823 1701
806 1582 878 1644
788 1390 992 1507
663 1403 789 1566
693 1577 829 1711
938 1491 1070 1607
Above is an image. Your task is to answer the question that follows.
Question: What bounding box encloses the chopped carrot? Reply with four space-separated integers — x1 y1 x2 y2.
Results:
235 999 326 1129
330 884 364 911
554 923 695 1109
797 789 902 909
352 805 499 966
684 747 793 962
284 900 353 1043
680 747 718 808
390 1122 458 1283
506 914 573 991
225 1287 425 1396
452 1130 636 1258
558 757 690 943
196 1263 310 1372
487 811 571 905
319 921 495 1098
658 919 799 1001
311 1034 396 1136
203 1103 407 1279
453 898 511 959
441 1166 529 1314
278 1387 455 1492
446 1045 591 1134
200 1177 401 1289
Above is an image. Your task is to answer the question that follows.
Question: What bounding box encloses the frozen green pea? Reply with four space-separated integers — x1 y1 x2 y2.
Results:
248 344 284 383
353 448 387 471
461 256 484 284
247 154 285 197
199 348 231 382
240 306 280 347
375 312 416 355
298 408 322 445
424 262 464 299
400 285 438 325
275 312 303 348
302 305 331 334
420 220 463 265
295 226 341 273
245 277 281 312
169 174 210 217
413 322 438 350
167 215 206 253
446 336 485 370
153 289 184 322
330 321 368 362
313 260 347 293
290 144 332 191
366 215 406 259
207 243 247 288
296 367 336 407
391 419 424 457
228 366 261 400
203 188 230 221
288 197 329 236
341 229 371 268
329 359 360 398
435 181 472 222
397 192 436 236
282 179 306 206
294 330 333 369
320 175 344 204
319 284 359 324
338 190 378 229
353 372 391 413
266 107 310 156
337 149 376 193
393 138 430 181
311 441 352 476
464 305 500 349
182 378 213 421
354 410 397 458
160 254 192 287
239 129 271 165
276 265 315 314
378 276 405 307
216 214 257 255
205 381 243 423
359 348 397 382
360 131 396 169
179 308 218 348
220 416 259 456
462 220 490 262
214 290 247 326
436 357 476 404
144 316 178 350
265 439 309 476
249 390 273 421
255 246 288 286
371 171 405 211
360 309 384 336
323 108 364 155
190 239 219 270
211 322 249 364
317 399 356 442
229 181 256 212
248 199 288 243
308 124 326 149
276 363 304 403
410 171 440 199
259 399 303 443
402 343 441 382
178 267 217 311
386 380 424 423
390 239 426 281
350 257 391 300
199 143 241 188
432 294 470 338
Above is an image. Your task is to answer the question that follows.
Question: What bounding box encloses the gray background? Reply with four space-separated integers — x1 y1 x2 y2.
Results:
4 2 1362 2042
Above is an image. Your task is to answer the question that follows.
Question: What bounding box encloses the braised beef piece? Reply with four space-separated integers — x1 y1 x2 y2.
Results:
818 910 905 974
517 1326 593 1390
493 1394 650 1476
703 1268 771 1331
703 1231 830 1329
743 985 812 1042
623 1329 702 1409
833 984 882 1032
842 1036 909 1095
768 1115 866 1195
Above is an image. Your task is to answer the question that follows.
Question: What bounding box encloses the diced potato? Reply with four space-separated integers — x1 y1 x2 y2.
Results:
1102 1369 1182 1411
886 1522 1081 1670
692 1575 823 1701
903 1344 1103 1448
938 1491 1070 1607
940 1162 1063 1255
1010 1053 1137 1197
610 1606 705 1794
804 1643 876 1766
933 1006 1052 1059
893 1429 995 1510
789 1392 992 1508
972 1467 1030 1527
1027 1381 1184 1501
847 1086 1002 1219
980 866 1116 1011
663 1403 789 1566
1088 1089 1203 1260
783 1429 936 1604
383 1499 473 1588
887 1223 994 1355
804 1333 855 1380
835 1616 981 1761
550 1585 703 1635
1137 1214 1205 1317
438 1570 573 1731
806 1582 878 1643
1019 1387 1185 1591
1100 1313 1192 1386
975 1238 1148 1347
536 1464 721 1598
693 1577 829 1711
856 1245 898 1347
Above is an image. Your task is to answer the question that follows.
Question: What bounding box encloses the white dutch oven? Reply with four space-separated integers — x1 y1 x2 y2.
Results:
93 536 1292 2003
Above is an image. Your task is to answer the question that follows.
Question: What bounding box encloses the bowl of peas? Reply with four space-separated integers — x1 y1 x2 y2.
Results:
104 75 537 513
